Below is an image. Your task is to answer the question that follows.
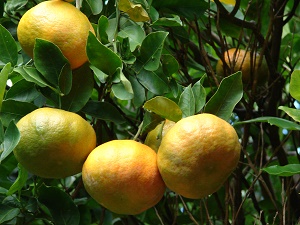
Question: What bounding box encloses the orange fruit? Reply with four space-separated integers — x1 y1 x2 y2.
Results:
157 113 241 199
216 48 269 86
82 140 166 215
17 0 95 69
13 107 96 179
144 119 176 152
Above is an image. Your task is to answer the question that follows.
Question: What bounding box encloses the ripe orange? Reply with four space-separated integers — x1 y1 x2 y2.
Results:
17 0 95 69
13 107 96 179
157 113 241 199
144 120 176 152
216 48 269 86
82 140 166 215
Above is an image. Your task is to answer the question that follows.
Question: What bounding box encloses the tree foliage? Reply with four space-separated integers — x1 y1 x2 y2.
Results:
1 0 300 224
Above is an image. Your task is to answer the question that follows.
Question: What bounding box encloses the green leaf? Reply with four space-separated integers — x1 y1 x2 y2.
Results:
141 111 164 135
118 25 146 52
38 185 80 225
204 72 243 121
289 70 300 102
0 99 38 127
0 120 20 164
14 66 49 88
0 205 20 224
86 0 103 15
152 15 182 27
128 75 145 107
143 96 182 122
0 63 11 110
112 83 134 100
61 64 94 112
192 79 206 113
262 164 300 177
81 101 125 124
278 106 300 122
161 54 179 76
87 32 122 75
235 116 300 131
137 68 170 95
97 15 109 44
178 85 195 118
135 31 168 72
34 38 72 95
0 25 18 66
6 163 28 195
6 79 40 102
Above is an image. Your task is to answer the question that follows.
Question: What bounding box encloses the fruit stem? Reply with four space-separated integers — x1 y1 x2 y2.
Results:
133 121 143 141
76 0 80 9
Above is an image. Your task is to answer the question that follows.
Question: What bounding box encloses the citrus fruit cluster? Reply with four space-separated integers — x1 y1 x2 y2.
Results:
216 48 269 86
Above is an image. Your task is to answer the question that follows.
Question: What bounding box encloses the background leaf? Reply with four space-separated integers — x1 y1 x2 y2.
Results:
6 163 28 195
0 63 11 110
262 164 300 177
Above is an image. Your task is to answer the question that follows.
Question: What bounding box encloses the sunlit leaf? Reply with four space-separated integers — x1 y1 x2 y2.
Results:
143 96 182 122
192 79 206 113
278 106 300 123
119 0 149 22
290 70 300 102
262 164 300 177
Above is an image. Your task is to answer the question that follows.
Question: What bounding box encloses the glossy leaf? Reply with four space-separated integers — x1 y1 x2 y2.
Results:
0 99 38 127
5 79 40 102
135 31 168 72
6 164 28 195
86 0 103 15
87 32 122 75
0 63 11 110
112 83 134 100
118 25 146 52
14 66 49 88
143 96 182 122
61 64 94 112
204 72 243 121
0 25 18 66
262 164 300 177
0 120 20 164
289 70 300 102
38 185 80 225
235 116 300 130
137 68 170 95
278 106 300 122
34 39 72 95
97 15 109 44
81 101 125 124
178 84 195 118
192 79 206 113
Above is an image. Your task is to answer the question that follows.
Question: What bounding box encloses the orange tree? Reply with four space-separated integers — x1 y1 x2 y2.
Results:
1 0 300 224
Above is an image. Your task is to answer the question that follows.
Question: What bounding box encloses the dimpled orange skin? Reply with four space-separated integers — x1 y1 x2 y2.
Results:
13 107 97 179
157 113 241 199
17 0 95 69
82 140 166 215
